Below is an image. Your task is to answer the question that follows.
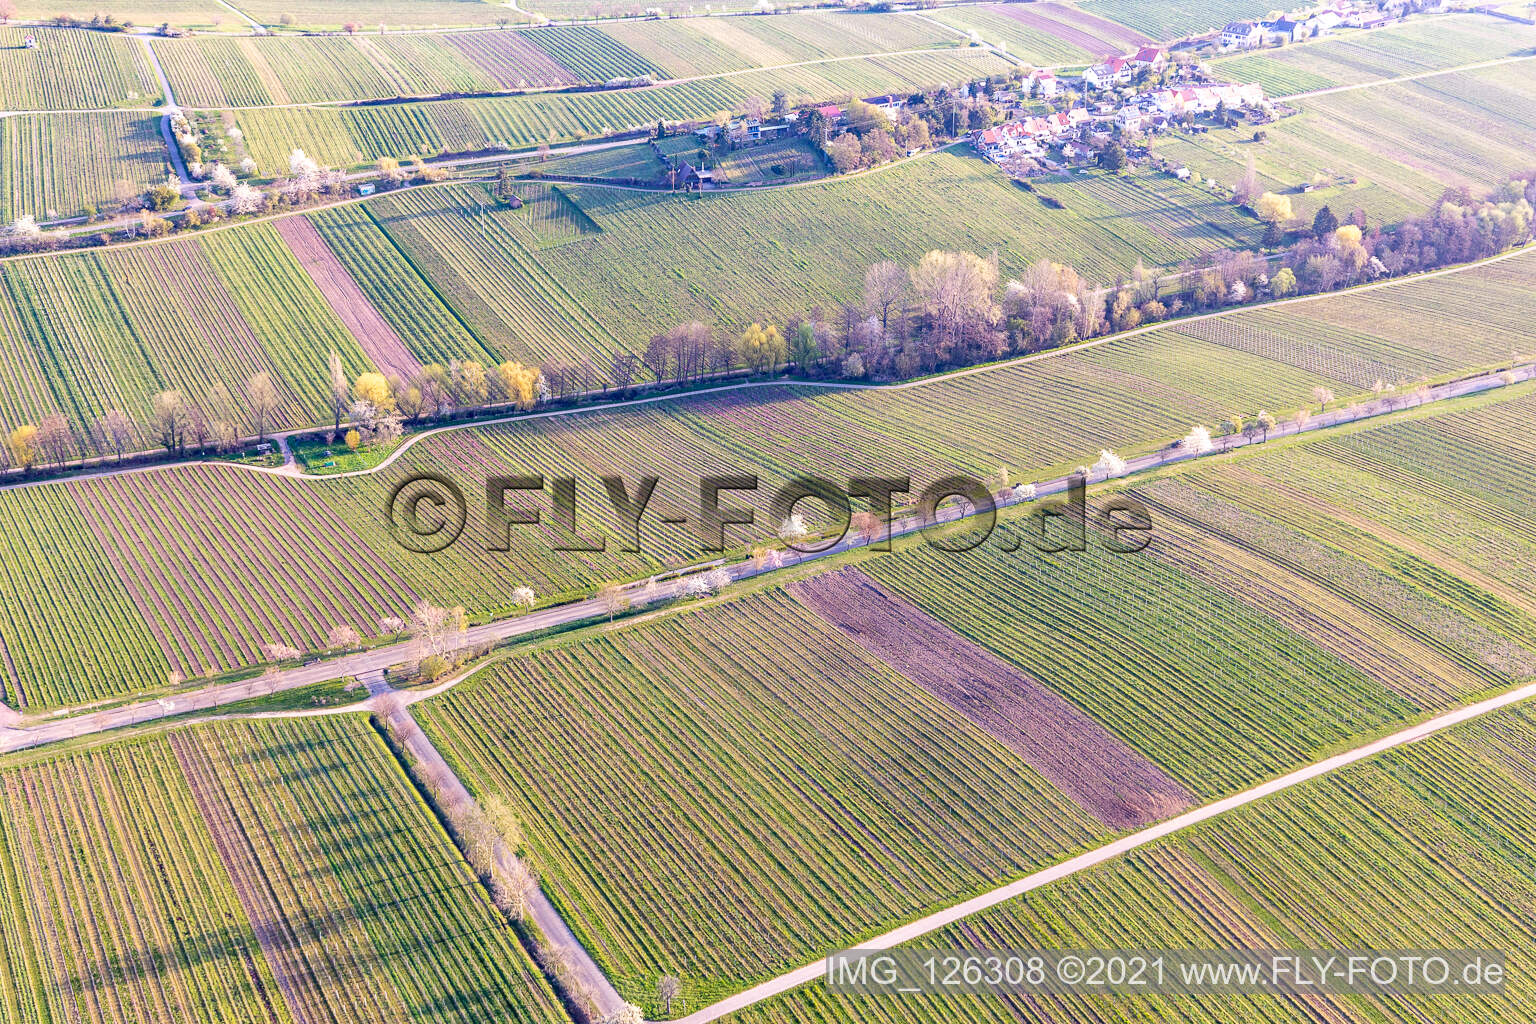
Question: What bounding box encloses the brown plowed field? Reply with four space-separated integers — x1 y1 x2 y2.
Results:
791 567 1193 828
275 215 422 380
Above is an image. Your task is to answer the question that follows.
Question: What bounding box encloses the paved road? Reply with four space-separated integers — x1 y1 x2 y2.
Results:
1 358 1528 754
674 669 1536 1023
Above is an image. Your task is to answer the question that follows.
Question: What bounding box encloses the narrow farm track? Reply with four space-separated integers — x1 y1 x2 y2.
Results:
0 356 1530 754
672 667 1536 1024
383 701 630 1019
1282 50 1536 100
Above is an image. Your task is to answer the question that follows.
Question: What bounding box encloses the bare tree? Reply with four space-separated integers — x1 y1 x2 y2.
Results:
98 410 134 462
151 390 190 453
851 511 883 546
657 976 682 1016
863 260 907 333
597 583 629 622
246 371 279 443
37 414 75 468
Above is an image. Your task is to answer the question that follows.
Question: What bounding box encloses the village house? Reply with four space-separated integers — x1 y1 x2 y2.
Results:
1082 56 1133 88
1258 17 1306 43
1030 70 1059 98
860 95 904 115
1220 20 1262 49
1129 46 1167 72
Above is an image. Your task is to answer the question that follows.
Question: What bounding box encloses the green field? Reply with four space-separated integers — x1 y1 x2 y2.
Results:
724 702 1536 1024
307 202 499 366
1155 60 1536 225
1080 0 1271 41
230 49 1014 168
408 385 1536 1010
416 591 1106 1008
526 139 671 180
711 137 825 184
153 32 535 107
0 27 159 110
0 223 375 456
0 112 168 221
0 717 565 1024
524 24 667 81
600 11 958 78
352 156 1260 366
228 0 526 30
1 251 1533 708
159 13 965 107
1210 16 1536 98
928 2 1150 65
9 0 232 28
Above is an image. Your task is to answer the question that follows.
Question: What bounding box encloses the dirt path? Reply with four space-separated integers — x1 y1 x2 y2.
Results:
3 357 1530 752
1280 51 1536 100
381 699 628 1019
673 668 1536 1024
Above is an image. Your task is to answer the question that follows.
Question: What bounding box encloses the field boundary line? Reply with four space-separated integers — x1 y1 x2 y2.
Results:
674 671 1536 1024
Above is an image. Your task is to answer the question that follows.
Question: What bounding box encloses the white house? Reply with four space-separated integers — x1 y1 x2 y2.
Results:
1082 57 1132 88
1029 69 1059 98
1220 21 1262 49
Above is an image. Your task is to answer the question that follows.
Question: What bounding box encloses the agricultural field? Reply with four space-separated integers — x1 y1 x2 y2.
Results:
0 224 375 451
8 0 232 28
152 32 526 108
723 701 1536 1024
856 511 1419 799
523 24 667 81
0 112 168 222
1210 16 1536 98
1079 0 1271 41
929 2 1148 65
169 716 565 1024
1 251 1533 708
345 155 1262 369
306 202 499 367
0 734 288 1024
1155 59 1536 225
711 137 825 184
229 0 526 30
1031 167 1261 266
0 27 160 110
600 11 958 79
414 591 1105 1009
525 139 671 181
520 0 766 18
230 49 1014 168
363 183 626 368
0 717 565 1024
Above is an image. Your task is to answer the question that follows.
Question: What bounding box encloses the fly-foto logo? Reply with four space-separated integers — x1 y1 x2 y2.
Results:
384 471 1152 558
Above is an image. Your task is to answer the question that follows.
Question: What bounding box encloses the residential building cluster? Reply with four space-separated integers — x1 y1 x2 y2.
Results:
1219 0 1421 49
970 49 1267 176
